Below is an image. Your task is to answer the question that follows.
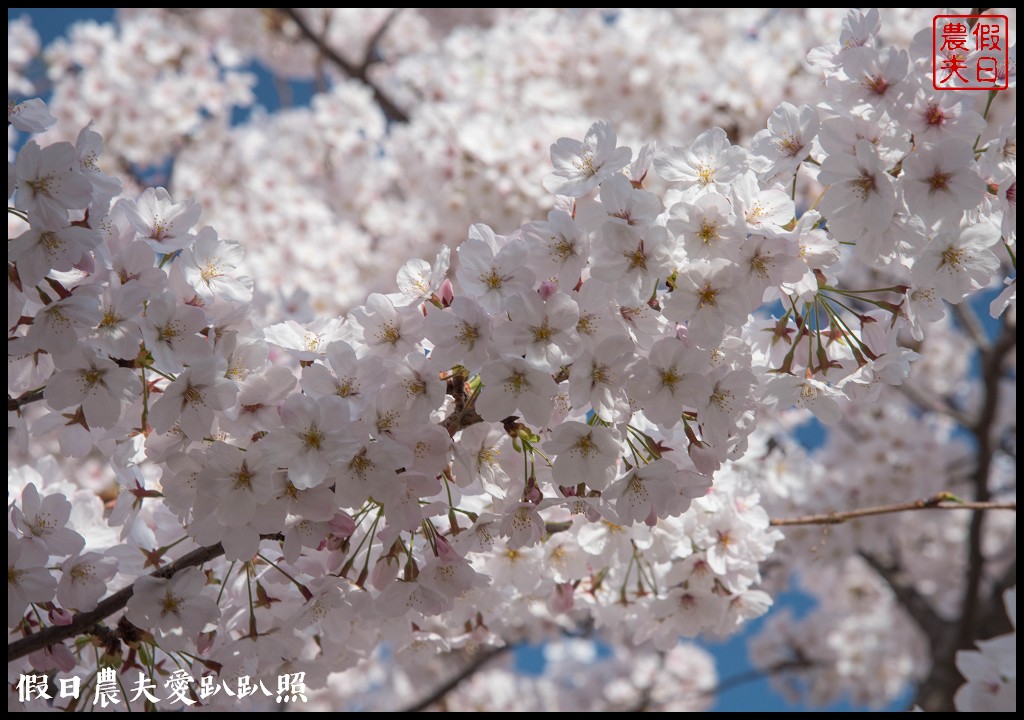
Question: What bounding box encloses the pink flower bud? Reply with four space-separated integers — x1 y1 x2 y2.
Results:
329 512 356 539
439 278 454 306
30 642 76 673
49 607 74 626
371 555 400 591
538 279 559 300
547 583 575 614
687 441 721 475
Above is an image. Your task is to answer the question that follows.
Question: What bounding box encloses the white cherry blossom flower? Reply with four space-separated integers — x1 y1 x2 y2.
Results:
261 395 360 490
264 317 348 361
499 502 547 549
13 140 92 226
8 534 58 627
520 209 590 289
57 552 118 612
543 421 622 490
121 187 202 253
639 337 710 427
149 356 238 441
348 293 423 360
655 127 748 198
125 566 219 636
818 139 897 240
543 119 631 197
668 192 745 262
455 224 536 313
590 223 674 304
423 297 492 371
904 90 986 147
171 227 252 304
390 246 449 307
90 280 148 359
9 221 102 287
764 374 845 425
8 98 56 133
751 102 819 177
569 334 638 423
900 144 985 226
24 287 103 356
452 423 514 497
911 222 1001 303
140 294 211 373
11 484 85 556
664 261 750 349
730 171 795 234
44 347 137 429
492 290 580 372
478 356 558 428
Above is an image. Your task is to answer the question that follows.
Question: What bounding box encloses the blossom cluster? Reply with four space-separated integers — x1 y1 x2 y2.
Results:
7 7 1017 712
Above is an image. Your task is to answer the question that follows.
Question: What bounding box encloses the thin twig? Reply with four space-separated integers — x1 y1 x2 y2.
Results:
277 8 409 123
769 495 1015 527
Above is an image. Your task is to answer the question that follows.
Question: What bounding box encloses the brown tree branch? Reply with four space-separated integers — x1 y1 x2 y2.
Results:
8 534 282 663
957 314 1015 653
859 551 950 650
912 313 1015 712
277 8 410 123
769 495 1015 527
8 387 45 413
358 8 404 76
896 382 973 427
402 645 511 712
949 301 990 352
698 657 820 700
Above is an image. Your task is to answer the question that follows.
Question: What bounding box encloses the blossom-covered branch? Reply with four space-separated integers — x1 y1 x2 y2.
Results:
9 541 229 663
7 7 1015 714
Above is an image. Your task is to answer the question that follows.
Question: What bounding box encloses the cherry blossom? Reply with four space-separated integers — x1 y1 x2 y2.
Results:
57 552 119 612
148 356 238 440
5 8 1016 713
12 140 93 225
125 566 219 637
8 534 58 627
543 119 631 197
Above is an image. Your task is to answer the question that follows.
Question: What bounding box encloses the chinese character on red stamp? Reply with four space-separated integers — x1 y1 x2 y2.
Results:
932 14 1010 90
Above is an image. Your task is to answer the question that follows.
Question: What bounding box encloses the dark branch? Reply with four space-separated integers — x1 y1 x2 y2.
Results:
278 8 410 123
957 314 1016 653
8 387 45 413
402 645 511 712
949 301 990 352
896 383 973 427
700 657 819 699
359 8 403 76
9 534 283 663
912 313 1015 712
859 551 950 651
